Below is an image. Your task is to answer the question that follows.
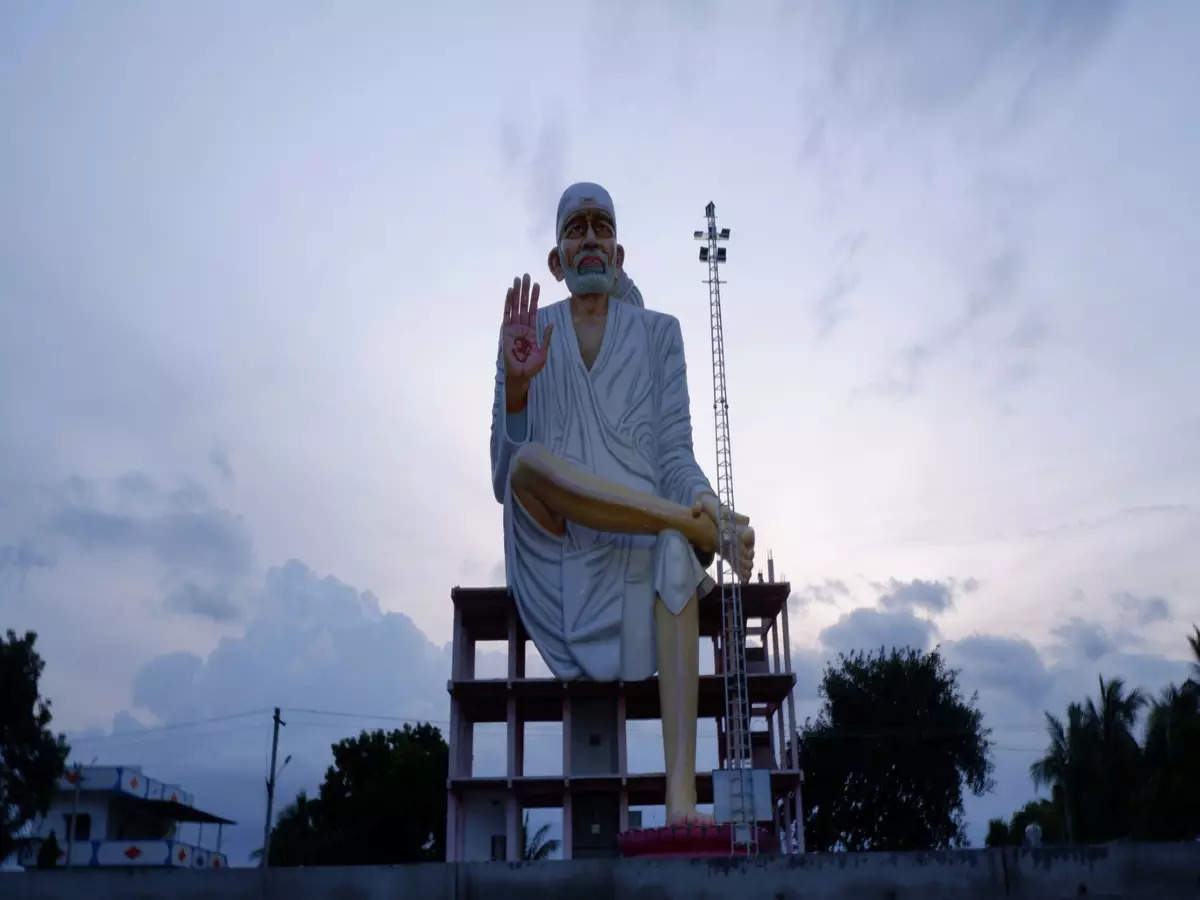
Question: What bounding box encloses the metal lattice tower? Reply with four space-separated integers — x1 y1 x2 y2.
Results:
694 202 756 854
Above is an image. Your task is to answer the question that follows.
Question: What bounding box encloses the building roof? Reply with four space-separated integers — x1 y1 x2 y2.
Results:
57 766 236 825
134 798 235 826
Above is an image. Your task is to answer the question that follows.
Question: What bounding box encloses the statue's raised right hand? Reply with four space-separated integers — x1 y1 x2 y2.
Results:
503 273 554 387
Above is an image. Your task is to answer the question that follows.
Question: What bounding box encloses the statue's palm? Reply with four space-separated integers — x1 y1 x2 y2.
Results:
503 274 554 383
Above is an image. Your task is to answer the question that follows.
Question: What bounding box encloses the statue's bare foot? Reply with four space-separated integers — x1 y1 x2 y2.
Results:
666 808 715 827
666 785 715 827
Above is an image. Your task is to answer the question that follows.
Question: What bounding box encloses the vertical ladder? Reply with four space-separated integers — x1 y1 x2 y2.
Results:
697 201 756 854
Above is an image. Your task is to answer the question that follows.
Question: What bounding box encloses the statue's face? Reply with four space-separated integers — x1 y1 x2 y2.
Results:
553 207 623 295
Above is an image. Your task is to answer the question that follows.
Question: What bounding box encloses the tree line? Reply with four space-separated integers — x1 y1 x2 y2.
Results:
3 626 1197 866
987 627 1200 846
256 723 558 865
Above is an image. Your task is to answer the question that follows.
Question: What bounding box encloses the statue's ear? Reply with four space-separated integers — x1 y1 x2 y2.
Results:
547 247 565 282
615 243 625 270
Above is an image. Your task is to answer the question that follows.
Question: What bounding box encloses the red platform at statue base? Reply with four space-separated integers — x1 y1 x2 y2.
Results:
618 824 775 858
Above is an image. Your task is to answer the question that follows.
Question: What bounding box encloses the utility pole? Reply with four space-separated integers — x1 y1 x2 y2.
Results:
261 707 285 868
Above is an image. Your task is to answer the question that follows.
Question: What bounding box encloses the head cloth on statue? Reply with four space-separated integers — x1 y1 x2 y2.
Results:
556 182 615 240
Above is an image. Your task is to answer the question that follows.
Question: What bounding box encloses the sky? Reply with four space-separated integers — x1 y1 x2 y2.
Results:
2 0 1198 864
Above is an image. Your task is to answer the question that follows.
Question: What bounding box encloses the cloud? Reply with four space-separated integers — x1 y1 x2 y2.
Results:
115 470 158 504
164 581 240 623
74 559 456 864
804 1 1125 136
876 249 1025 396
877 577 955 615
1114 591 1171 626
1050 616 1117 662
813 232 866 339
45 473 252 576
51 505 252 575
819 607 938 655
1006 315 1050 351
132 651 204 723
122 558 450 727
792 579 850 609
498 107 568 240
112 711 147 735
0 540 56 581
944 634 1053 705
790 646 829 702
208 446 234 483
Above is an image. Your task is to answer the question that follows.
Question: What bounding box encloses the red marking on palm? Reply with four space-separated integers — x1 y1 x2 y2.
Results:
511 334 534 364
502 273 554 382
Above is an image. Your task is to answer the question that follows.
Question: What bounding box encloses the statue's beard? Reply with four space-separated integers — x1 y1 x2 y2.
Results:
561 244 618 295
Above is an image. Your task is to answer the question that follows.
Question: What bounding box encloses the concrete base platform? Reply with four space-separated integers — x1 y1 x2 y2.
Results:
5 842 1200 899
618 824 776 857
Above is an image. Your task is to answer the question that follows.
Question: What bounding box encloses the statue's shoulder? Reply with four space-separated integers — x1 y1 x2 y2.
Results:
628 305 682 338
620 299 673 324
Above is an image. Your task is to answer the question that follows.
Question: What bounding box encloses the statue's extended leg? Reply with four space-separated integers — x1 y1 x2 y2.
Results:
655 591 711 826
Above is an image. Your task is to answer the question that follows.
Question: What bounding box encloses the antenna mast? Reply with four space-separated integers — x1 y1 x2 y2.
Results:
695 202 756 854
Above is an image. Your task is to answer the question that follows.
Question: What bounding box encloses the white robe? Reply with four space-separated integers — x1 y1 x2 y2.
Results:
490 293 715 681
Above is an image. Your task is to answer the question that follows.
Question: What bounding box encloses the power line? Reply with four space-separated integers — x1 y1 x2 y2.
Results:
68 708 271 742
281 706 444 725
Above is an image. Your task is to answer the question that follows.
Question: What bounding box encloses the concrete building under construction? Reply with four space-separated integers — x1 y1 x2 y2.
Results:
443 567 803 861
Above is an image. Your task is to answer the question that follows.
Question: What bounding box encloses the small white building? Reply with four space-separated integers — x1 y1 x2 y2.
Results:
16 765 234 870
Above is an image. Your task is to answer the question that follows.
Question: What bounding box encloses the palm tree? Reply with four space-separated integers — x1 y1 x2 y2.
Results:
521 813 560 861
1032 676 1148 844
1186 625 1200 691
1086 675 1146 838
1140 682 1200 839
1031 702 1087 844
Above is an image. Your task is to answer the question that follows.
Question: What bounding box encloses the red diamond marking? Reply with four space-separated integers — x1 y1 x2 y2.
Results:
124 846 142 860
130 776 139 789
177 849 187 862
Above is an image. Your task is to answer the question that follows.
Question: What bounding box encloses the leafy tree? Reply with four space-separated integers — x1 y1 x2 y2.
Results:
264 723 448 866
987 798 1065 846
984 818 1009 848
1 631 70 862
797 646 994 851
260 791 323 866
521 812 559 860
1008 798 1064 845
